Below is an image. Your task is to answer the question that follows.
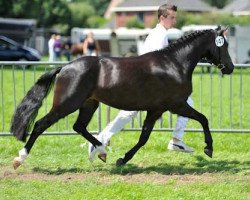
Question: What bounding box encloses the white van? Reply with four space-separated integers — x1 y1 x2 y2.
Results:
71 27 183 57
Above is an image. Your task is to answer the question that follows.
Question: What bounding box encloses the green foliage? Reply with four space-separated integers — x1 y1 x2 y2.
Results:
39 1 71 27
126 17 145 29
5 0 46 21
175 11 191 28
68 2 95 28
0 0 71 33
67 1 108 28
203 0 231 8
1 0 249 35
53 24 71 35
0 0 110 34
86 16 108 28
85 0 110 16
0 0 13 16
69 0 110 16
233 15 250 25
176 11 250 29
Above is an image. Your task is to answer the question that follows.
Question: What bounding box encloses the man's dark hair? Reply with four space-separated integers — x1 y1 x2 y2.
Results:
158 3 177 19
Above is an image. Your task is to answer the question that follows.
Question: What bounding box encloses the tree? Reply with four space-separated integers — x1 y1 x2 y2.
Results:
70 0 110 16
203 0 231 9
0 0 110 34
38 0 71 28
87 16 107 28
68 1 109 28
0 0 71 33
85 0 110 16
68 2 95 28
0 0 13 16
126 17 145 29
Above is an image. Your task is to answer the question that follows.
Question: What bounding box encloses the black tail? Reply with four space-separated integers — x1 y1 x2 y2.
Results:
10 66 63 142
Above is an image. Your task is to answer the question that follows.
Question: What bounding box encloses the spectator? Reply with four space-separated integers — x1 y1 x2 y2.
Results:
54 34 62 61
63 37 72 61
83 32 101 56
48 34 56 62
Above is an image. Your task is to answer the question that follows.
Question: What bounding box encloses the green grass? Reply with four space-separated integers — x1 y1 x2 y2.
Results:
1 178 248 200
0 132 249 199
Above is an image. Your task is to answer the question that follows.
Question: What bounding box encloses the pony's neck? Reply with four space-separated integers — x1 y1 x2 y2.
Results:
173 31 214 78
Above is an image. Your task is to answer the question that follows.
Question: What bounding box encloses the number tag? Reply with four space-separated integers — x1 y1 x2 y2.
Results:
215 36 224 47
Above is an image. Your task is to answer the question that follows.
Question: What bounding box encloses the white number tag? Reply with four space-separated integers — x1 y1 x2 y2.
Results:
215 36 224 47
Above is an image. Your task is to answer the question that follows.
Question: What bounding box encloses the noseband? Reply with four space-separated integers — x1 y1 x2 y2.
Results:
217 44 226 70
214 34 226 70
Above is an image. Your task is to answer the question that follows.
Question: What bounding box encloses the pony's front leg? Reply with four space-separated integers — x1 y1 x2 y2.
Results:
116 110 163 167
170 102 213 158
73 100 107 162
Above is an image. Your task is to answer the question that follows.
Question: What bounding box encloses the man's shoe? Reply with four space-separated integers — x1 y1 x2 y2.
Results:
88 135 103 162
168 139 195 153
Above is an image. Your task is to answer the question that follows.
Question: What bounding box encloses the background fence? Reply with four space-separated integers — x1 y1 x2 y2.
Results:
0 61 250 136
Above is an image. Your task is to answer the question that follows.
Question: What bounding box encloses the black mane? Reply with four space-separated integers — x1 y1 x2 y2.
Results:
160 29 214 53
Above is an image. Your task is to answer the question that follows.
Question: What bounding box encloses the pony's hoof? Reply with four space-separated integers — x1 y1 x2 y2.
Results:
204 148 213 158
98 153 107 163
116 158 125 167
13 158 21 170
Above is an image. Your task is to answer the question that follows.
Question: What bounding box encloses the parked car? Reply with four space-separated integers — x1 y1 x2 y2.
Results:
0 36 41 62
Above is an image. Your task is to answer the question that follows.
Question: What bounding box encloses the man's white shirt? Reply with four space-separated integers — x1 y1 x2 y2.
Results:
141 23 169 55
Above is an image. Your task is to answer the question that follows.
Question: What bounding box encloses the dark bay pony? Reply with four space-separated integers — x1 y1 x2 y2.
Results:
11 27 234 169
71 42 84 56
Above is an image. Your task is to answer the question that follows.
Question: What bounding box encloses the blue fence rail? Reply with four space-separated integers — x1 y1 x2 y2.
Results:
0 61 250 136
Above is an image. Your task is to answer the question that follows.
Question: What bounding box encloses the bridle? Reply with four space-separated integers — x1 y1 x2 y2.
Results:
216 36 226 70
205 31 227 70
215 27 229 70
217 49 226 70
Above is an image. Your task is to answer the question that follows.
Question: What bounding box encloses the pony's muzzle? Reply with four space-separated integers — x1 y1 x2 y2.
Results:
221 65 234 74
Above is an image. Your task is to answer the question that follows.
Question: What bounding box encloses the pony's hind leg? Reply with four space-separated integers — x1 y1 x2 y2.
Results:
116 110 163 167
13 67 101 169
13 93 89 169
73 99 107 162
13 111 62 169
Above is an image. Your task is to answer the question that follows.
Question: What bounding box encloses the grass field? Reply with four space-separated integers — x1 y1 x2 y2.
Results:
0 132 249 199
0 65 250 199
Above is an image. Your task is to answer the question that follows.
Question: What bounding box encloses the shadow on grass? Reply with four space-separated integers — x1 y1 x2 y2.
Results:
32 167 87 175
110 156 250 175
32 156 250 176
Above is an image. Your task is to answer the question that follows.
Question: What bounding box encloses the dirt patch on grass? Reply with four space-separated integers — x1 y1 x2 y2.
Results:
117 173 219 185
1 167 248 185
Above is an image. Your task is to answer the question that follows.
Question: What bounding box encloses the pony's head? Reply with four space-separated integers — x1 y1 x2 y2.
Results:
205 26 234 74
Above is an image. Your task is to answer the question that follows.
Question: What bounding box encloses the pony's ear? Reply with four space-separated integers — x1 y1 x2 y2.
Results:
216 25 229 36
215 25 221 31
223 26 229 34
224 26 229 31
